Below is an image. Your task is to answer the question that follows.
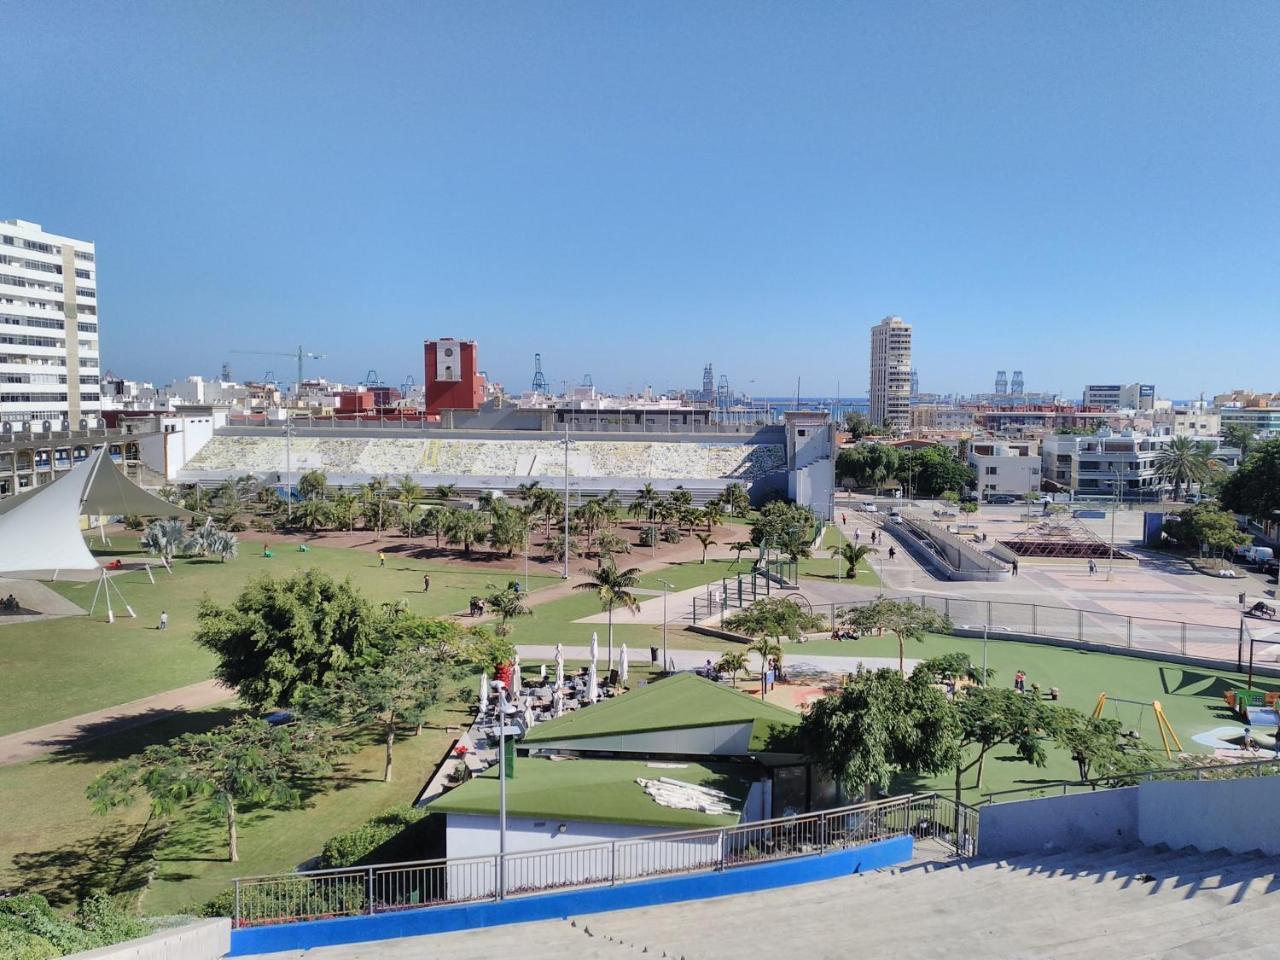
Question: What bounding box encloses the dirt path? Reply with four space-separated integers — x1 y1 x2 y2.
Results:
0 679 235 766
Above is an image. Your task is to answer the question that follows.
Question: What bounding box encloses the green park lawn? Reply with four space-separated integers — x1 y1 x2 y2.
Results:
796 523 880 586
0 684 474 914
0 542 559 736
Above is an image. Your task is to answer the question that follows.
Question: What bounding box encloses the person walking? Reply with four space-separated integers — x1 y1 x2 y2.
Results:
378 551 386 568
1011 558 1019 577
888 546 897 560
1088 559 1097 576
854 528 861 542
423 573 431 593
158 610 168 631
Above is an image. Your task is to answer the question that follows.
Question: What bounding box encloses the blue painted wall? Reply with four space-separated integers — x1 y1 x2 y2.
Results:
229 836 912 956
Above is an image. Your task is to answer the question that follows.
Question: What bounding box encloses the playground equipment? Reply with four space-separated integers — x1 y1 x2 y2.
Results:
1092 693 1183 759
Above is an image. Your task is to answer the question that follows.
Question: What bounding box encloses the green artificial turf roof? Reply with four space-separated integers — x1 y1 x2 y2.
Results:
428 758 748 829
521 672 801 753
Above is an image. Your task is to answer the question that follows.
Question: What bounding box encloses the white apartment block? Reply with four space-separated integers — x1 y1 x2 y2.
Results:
967 439 1041 499
1082 383 1155 411
869 316 911 431
0 220 101 426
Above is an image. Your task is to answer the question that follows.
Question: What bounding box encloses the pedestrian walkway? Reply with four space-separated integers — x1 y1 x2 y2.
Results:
0 679 234 766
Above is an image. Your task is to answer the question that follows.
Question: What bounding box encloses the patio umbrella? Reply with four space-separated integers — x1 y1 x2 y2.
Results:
553 689 564 718
619 644 629 684
479 671 489 711
555 647 565 688
539 663 546 681
512 655 522 697
587 661 599 703
589 632 598 666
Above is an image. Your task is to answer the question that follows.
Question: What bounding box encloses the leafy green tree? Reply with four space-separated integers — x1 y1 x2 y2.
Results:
1054 709 1162 783
842 411 874 440
485 586 531 637
1163 504 1250 558
461 626 518 674
895 446 976 499
836 444 900 492
574 499 609 542
444 508 489 557
911 652 992 685
720 482 751 517
841 597 952 676
801 669 960 798
299 644 446 781
951 687 1060 802
487 501 529 557
294 496 332 533
194 570 381 708
830 541 877 578
534 488 565 539
1222 423 1255 458
394 475 423 510
297 470 328 501
574 562 642 667
421 507 445 548
695 531 717 564
361 477 390 531
87 716 339 862
1220 439 1280 523
1154 436 1215 501
329 491 358 531
959 500 979 514
716 651 747 687
750 500 816 549
724 597 825 649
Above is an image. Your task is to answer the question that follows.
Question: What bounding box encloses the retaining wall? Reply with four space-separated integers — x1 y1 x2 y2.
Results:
66 919 230 960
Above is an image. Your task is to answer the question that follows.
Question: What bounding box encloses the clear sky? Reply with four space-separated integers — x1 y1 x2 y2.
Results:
2 1 1276 400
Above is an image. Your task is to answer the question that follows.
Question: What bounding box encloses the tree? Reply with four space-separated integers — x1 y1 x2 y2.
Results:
716 651 747 687
729 539 754 568
959 500 980 514
487 502 529 557
895 446 976 499
720 482 750 517
515 480 541 503
830 541 877 578
912 652 992 686
703 499 725 532
534 488 565 539
432 483 458 503
1163 504 1250 558
695 532 717 564
1154 436 1215 501
86 716 339 862
1054 709 1161 783
842 411 874 440
951 687 1060 803
1220 439 1280 523
139 518 187 564
801 669 960 798
362 477 390 531
209 529 240 562
294 496 332 533
299 642 446 782
546 533 580 564
1222 423 1255 458
194 570 381 708
593 529 630 567
750 500 816 549
836 444 900 492
297 470 328 501
842 598 952 676
574 499 609 543
485 586 531 637
421 507 446 548
444 508 488 557
329 491 358 532
724 597 825 649
394 475 424 511
747 636 781 700
573 562 642 667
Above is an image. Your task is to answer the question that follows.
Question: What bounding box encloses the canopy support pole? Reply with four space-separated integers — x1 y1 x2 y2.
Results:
88 568 136 624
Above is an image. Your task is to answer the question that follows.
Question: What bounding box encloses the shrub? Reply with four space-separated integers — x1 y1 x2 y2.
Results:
0 894 92 954
660 526 682 544
319 804 432 868
637 526 656 547
122 515 144 531
251 517 274 533
0 929 59 960
75 893 148 947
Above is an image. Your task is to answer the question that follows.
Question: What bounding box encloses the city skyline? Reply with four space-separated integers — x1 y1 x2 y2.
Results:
4 2 1277 398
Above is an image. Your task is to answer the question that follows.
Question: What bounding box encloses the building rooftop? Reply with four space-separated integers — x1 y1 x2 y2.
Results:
520 673 802 754
428 757 748 829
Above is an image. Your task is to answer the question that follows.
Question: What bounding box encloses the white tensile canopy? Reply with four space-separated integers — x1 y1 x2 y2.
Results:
0 446 194 576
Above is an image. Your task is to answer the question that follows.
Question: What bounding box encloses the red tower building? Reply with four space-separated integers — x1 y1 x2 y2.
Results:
424 338 484 416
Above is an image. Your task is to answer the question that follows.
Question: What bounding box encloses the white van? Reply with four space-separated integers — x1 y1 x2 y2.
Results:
1237 546 1275 566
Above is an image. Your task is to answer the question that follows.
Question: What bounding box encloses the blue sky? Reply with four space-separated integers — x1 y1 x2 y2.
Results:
2 1 1276 400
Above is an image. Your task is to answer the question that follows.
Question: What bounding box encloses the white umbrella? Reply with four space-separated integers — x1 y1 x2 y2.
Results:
555 648 565 688
619 644 629 683
553 689 564 718
587 661 599 703
539 663 546 681
589 632 599 666
479 671 489 711
512 655 522 697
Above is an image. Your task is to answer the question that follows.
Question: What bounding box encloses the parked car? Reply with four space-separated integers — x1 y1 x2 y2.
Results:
1236 546 1276 567
986 494 1018 505
858 503 879 513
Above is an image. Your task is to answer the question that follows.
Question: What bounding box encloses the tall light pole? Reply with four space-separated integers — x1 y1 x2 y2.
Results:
522 526 529 594
657 578 674 672
283 420 294 523
1107 466 1120 581
492 680 519 899
561 419 571 579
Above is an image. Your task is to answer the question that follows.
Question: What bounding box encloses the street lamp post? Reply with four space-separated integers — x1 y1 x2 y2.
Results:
283 420 294 523
562 420 570 579
657 578 674 672
1107 466 1120 581
492 680 519 899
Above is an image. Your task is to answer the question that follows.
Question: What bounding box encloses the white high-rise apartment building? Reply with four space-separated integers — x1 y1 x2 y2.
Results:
869 315 912 431
0 220 101 426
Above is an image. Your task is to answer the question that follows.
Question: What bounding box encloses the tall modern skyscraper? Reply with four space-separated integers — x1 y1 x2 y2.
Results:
0 220 101 426
869 316 912 430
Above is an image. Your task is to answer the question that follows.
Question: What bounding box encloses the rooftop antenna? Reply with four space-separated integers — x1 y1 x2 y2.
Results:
532 353 548 393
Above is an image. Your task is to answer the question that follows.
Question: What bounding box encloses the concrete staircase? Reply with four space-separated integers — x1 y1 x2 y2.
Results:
239 844 1280 959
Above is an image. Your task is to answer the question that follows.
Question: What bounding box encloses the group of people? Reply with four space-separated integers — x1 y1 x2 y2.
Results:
851 528 883 545
468 596 487 617
1 594 19 612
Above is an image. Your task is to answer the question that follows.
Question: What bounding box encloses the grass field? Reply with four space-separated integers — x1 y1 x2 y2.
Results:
0 543 559 735
0 682 475 914
796 523 880 586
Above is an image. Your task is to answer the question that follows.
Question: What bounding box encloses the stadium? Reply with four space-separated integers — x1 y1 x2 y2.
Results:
177 421 832 511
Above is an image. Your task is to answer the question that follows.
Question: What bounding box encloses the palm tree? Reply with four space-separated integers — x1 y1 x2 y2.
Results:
330 491 358 532
433 483 458 503
721 482 750 517
421 507 445 548
295 496 332 533
515 481 541 503
573 562 642 668
593 530 630 568
486 586 531 636
748 636 782 701
444 509 488 557
600 489 623 525
1223 424 1254 458
487 501 529 557
395 475 424 511
1155 436 1214 502
830 542 877 578
217 478 239 508
716 651 747 687
729 540 755 568
695 532 717 564
536 489 564 539
574 499 609 542
703 499 725 532
363 477 389 531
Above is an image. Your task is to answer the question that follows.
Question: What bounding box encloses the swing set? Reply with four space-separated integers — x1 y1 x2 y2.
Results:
1092 692 1183 759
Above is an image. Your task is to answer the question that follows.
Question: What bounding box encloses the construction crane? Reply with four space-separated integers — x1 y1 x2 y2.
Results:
531 353 548 394
230 345 325 397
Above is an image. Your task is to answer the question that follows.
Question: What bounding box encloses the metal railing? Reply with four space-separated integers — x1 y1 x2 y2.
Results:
982 756 1280 804
820 593 1247 668
232 792 976 928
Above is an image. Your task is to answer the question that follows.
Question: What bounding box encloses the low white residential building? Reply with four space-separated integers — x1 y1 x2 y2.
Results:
968 439 1041 500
